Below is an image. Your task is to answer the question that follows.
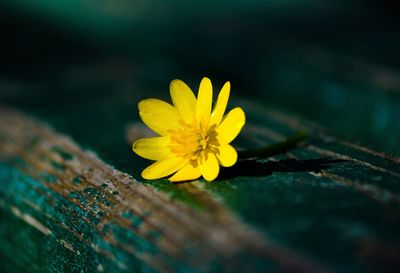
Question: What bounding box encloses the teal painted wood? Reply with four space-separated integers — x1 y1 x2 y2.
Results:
1 87 400 273
0 107 292 273
0 166 134 273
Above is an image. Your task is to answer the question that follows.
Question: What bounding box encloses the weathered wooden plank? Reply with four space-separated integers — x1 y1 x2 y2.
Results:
0 106 329 273
1 94 400 272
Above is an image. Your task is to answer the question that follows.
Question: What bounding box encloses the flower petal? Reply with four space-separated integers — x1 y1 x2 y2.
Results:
170 79 197 122
210 81 230 126
196 77 213 126
169 163 201 182
216 144 238 167
201 153 220 181
132 136 171 161
216 107 246 144
141 157 187 180
139 99 181 136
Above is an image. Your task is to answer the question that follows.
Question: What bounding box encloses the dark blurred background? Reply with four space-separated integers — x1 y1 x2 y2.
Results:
1 0 399 156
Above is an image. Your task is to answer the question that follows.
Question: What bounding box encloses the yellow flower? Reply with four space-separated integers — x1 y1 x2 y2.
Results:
132 77 246 182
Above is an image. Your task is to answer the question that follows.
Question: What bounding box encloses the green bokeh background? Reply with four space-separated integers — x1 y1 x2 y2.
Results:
1 0 399 155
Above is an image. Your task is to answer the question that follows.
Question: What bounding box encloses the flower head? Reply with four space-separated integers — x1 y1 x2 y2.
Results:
132 77 245 182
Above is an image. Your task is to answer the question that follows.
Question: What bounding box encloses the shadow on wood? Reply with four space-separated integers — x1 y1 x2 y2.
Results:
219 158 347 179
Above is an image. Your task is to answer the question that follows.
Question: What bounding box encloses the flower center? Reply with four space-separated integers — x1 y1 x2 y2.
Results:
168 119 219 164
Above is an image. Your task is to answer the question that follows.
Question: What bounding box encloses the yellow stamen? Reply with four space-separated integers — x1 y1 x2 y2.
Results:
168 118 219 163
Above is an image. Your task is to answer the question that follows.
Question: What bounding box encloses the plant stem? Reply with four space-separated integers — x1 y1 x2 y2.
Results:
237 131 308 159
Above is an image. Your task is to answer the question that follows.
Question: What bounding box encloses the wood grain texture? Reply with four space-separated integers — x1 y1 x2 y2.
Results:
0 106 329 273
1 94 400 272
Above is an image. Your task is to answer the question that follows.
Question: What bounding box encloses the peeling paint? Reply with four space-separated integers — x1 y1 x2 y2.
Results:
10 206 52 236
